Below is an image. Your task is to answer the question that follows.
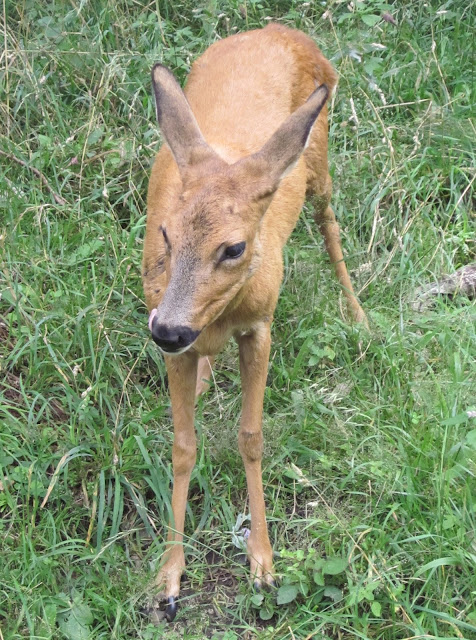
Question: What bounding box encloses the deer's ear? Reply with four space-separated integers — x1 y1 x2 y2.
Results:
258 84 329 185
151 64 219 173
234 84 329 199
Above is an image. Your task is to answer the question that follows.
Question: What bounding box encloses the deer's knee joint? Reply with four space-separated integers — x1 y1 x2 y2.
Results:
172 438 197 476
310 194 328 214
313 201 335 224
238 430 263 462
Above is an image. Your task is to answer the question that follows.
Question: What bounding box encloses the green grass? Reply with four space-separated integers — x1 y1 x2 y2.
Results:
1 0 475 638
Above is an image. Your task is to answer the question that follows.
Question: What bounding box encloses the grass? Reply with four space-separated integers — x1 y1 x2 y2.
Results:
1 0 475 638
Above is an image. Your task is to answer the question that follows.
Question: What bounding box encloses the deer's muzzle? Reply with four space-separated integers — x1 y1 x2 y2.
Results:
149 309 200 354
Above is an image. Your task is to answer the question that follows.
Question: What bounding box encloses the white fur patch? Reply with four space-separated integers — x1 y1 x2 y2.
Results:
148 308 158 331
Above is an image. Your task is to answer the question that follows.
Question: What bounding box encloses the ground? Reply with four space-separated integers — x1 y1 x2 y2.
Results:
0 1 475 638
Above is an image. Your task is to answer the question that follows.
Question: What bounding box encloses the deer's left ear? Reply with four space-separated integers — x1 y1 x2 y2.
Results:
233 84 329 200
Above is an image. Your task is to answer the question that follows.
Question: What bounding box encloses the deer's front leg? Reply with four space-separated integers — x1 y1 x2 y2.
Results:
237 323 274 588
155 351 198 621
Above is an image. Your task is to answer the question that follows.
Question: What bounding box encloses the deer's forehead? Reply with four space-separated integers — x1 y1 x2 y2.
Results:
181 175 246 213
172 192 247 240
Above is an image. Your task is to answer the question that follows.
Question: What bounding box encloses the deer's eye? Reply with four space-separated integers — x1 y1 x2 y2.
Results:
222 242 246 261
160 226 171 250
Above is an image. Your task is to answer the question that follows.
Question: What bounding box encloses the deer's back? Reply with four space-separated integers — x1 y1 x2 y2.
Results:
185 24 337 159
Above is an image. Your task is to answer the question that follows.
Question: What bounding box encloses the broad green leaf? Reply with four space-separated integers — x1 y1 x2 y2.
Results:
59 616 90 640
276 584 299 605
364 58 383 75
322 557 348 575
338 12 354 23
465 429 476 448
73 601 93 626
442 515 457 530
311 588 324 605
44 603 57 627
58 596 93 640
467 611 476 625
87 127 104 145
313 570 325 586
324 585 343 602
259 607 274 620
362 14 380 26
371 601 382 617
38 134 52 147
441 413 469 426
251 593 264 607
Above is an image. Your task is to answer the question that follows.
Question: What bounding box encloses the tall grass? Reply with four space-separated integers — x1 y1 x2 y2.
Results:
1 1 475 638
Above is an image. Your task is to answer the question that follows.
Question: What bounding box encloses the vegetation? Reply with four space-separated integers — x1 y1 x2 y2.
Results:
1 0 475 638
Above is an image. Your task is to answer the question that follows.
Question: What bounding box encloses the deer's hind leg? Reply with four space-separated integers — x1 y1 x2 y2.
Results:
312 193 368 326
195 356 215 398
304 134 368 326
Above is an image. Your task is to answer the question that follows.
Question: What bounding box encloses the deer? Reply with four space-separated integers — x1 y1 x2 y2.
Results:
142 23 367 622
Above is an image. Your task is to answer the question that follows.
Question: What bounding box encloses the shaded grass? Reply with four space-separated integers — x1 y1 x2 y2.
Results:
1 0 475 638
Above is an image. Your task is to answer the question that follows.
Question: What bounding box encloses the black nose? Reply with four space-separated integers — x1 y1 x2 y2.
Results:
150 322 200 353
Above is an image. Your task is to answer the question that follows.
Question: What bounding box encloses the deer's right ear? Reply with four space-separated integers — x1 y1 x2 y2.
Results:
151 64 219 174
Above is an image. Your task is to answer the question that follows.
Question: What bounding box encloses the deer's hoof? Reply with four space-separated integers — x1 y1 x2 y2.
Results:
254 577 277 591
165 596 178 622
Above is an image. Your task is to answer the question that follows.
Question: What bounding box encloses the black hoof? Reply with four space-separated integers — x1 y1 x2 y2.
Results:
253 578 277 592
165 596 178 622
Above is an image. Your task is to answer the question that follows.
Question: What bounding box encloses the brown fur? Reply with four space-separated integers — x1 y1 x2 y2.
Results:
143 24 366 619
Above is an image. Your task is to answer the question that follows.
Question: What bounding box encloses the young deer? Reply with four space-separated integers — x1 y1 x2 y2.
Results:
143 23 366 621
